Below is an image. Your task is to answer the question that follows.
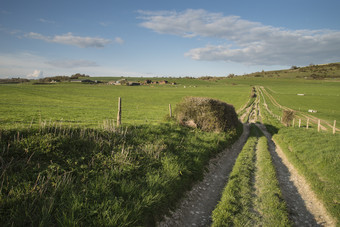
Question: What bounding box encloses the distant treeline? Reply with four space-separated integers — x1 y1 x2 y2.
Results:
38 73 90 83
1 73 90 84
0 78 30 84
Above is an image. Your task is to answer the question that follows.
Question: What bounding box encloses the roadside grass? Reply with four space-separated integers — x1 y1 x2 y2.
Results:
212 124 290 226
0 122 242 226
273 128 340 224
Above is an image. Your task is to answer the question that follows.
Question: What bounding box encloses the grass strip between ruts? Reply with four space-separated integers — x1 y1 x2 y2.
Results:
254 135 291 226
212 124 258 226
212 124 291 226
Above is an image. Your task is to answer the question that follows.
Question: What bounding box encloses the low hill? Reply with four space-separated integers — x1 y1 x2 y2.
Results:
243 62 340 79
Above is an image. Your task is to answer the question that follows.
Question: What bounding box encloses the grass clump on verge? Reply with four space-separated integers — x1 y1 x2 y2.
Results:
273 128 340 225
0 122 241 226
175 97 239 133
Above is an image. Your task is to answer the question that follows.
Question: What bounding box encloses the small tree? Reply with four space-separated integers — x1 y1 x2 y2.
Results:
282 110 294 127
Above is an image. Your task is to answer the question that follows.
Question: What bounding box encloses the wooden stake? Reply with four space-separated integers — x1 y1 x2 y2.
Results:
169 104 172 118
317 119 321 132
333 120 336 134
306 118 309 129
298 119 301 128
292 118 295 127
117 97 121 127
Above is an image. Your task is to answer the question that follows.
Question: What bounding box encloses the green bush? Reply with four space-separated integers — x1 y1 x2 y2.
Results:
174 97 239 133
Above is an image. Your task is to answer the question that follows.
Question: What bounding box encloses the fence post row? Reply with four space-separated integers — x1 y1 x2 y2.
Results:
117 97 121 127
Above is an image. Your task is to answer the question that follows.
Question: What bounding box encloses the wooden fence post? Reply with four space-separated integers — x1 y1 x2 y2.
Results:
317 119 321 132
117 97 121 127
306 118 309 129
169 104 172 118
292 118 295 127
298 119 301 128
333 120 336 134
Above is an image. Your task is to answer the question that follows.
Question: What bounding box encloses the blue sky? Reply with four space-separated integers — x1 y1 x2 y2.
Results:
1 0 340 78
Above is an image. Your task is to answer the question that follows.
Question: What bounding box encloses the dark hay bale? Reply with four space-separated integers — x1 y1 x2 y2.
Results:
174 97 239 132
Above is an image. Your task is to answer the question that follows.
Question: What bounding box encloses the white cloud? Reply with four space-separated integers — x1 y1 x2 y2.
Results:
99 22 110 27
38 18 55 24
139 9 340 66
46 59 98 68
26 32 112 48
27 70 43 78
0 52 147 78
114 37 124 44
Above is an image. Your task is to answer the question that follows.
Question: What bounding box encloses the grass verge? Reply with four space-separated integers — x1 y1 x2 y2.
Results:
0 123 242 226
273 128 340 225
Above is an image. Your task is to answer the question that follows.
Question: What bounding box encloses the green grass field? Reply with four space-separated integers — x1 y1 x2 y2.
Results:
0 123 242 226
0 80 250 128
1 63 339 225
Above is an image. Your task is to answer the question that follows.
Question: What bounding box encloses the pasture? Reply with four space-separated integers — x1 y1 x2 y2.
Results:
1 66 340 225
0 80 250 128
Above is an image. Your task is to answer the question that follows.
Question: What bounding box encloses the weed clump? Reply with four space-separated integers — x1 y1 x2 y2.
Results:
175 97 239 133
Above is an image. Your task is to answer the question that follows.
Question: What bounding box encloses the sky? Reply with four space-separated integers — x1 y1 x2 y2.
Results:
1 0 340 78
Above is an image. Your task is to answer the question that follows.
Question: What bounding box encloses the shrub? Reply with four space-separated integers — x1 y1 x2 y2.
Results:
282 110 294 126
174 97 239 133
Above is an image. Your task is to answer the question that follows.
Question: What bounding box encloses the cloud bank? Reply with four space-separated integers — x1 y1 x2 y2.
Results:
26 32 112 48
139 9 340 65
27 69 43 78
46 59 98 68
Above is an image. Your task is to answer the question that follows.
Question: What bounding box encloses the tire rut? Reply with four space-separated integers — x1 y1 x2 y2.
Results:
157 124 250 227
256 123 336 227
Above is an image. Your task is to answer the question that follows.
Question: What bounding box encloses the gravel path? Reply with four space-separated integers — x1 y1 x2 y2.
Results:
157 124 250 227
257 123 336 227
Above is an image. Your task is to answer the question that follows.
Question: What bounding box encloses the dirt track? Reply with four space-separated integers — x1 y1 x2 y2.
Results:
158 124 250 227
158 91 335 226
257 123 335 226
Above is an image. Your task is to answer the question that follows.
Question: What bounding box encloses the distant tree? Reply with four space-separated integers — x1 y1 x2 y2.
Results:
227 73 235 78
291 65 299 70
71 73 89 79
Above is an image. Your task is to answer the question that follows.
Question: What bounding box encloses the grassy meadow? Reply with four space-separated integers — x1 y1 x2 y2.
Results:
0 79 250 128
1 63 340 225
0 122 242 226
